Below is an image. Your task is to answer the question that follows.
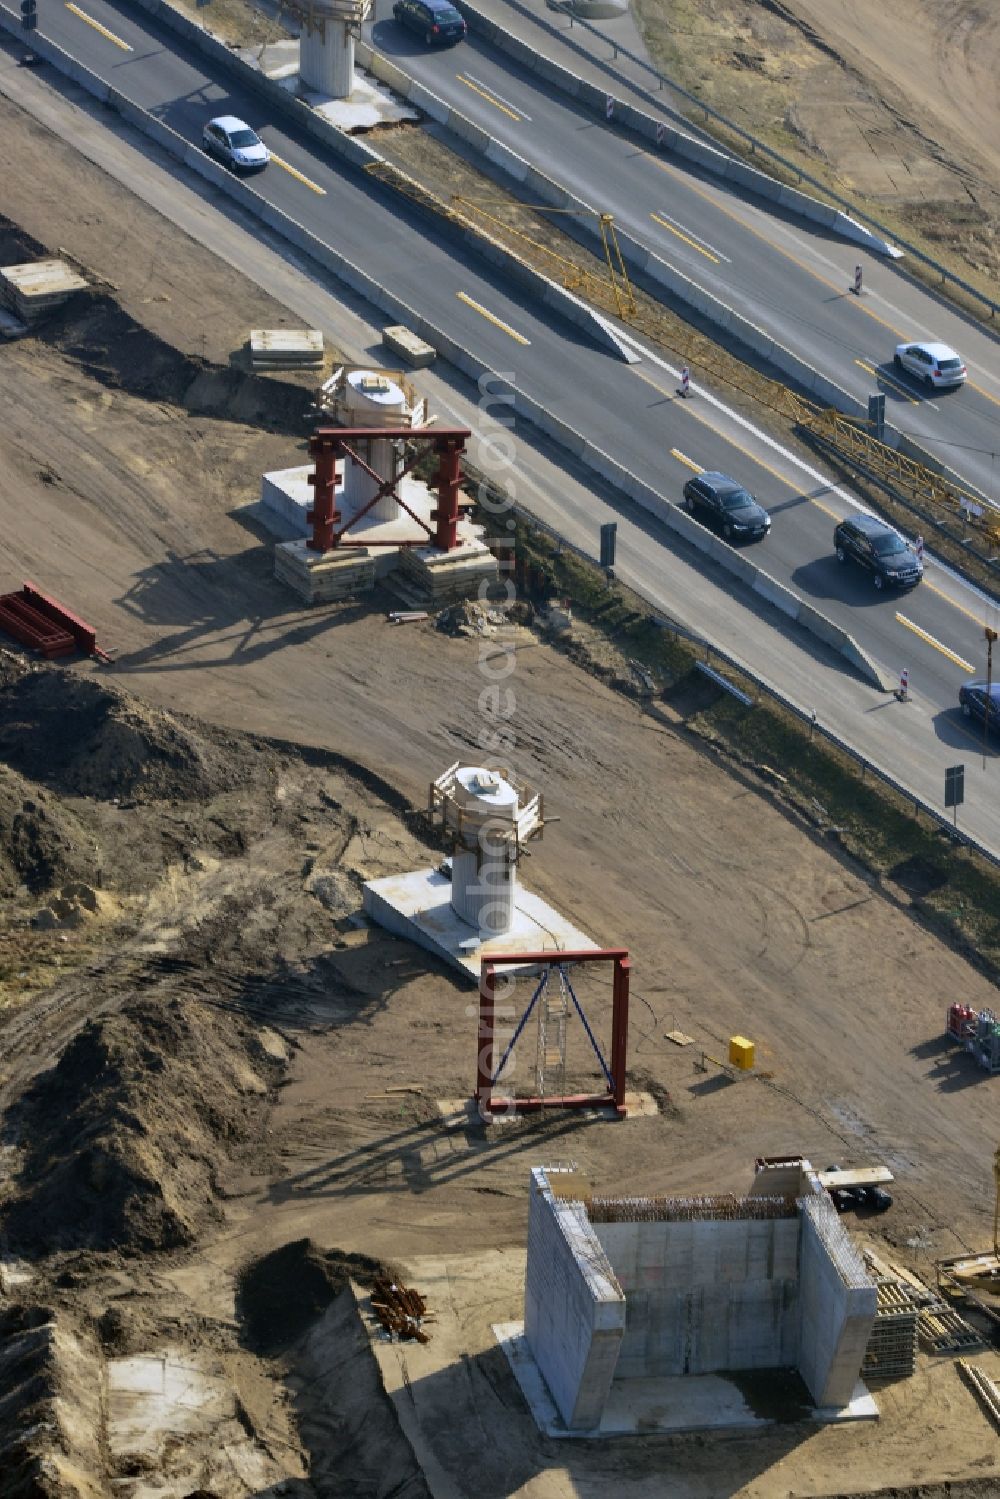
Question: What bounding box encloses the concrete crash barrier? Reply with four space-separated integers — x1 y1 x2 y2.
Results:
1 4 632 366
356 42 872 424
0 9 110 99
751 571 801 622
118 1 640 364
450 0 901 260
0 2 886 693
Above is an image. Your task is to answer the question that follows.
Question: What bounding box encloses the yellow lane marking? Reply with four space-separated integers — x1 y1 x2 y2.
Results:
966 378 1000 412
631 364 838 516
855 358 918 404
456 291 530 344
269 153 326 194
650 211 720 264
632 366 678 401
632 358 992 647
895 613 973 672
456 74 520 121
670 447 701 474
649 151 1000 418
644 154 901 336
65 2 131 49
923 579 993 626
682 396 840 518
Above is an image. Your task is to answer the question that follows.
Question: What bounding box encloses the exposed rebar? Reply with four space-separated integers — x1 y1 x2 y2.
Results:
586 1193 794 1223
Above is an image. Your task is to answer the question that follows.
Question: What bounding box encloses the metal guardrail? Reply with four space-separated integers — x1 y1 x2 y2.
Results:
540 0 1000 321
504 484 1000 872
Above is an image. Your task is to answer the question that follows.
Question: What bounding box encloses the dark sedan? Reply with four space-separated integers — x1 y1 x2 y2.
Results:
959 680 1000 730
392 0 467 44
682 471 771 542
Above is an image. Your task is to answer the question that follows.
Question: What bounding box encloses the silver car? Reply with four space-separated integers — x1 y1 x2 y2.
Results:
893 339 966 390
202 115 270 172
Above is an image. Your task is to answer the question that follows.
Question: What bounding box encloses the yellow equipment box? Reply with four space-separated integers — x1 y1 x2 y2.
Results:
729 1036 755 1071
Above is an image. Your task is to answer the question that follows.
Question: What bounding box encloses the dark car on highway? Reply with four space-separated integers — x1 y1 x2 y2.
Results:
392 0 467 44
682 471 771 542
833 513 922 591
959 680 1000 731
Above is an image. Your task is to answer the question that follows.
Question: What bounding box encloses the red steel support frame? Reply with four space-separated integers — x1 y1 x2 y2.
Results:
476 948 631 1120
306 425 471 554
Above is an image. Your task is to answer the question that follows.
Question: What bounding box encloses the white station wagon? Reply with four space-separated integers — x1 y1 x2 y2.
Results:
893 339 967 390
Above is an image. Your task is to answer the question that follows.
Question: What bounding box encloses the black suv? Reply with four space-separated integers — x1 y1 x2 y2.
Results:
392 0 467 44
682 471 771 542
833 514 922 590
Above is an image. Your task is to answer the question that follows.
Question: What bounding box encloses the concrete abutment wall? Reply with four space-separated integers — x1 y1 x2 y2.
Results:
523 1168 625 1430
797 1195 877 1408
595 1217 800 1377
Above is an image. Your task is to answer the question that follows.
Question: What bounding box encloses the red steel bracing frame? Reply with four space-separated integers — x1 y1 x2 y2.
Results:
476 948 631 1120
306 425 471 554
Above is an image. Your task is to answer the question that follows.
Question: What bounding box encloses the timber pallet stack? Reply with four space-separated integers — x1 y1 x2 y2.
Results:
0 259 87 323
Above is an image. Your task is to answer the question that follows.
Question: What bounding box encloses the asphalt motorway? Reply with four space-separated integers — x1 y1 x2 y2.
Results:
369 2 1000 504
6 0 1000 846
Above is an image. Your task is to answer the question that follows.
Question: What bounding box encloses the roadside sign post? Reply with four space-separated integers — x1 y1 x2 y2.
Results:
20 0 37 29
599 521 617 573
959 496 983 531
944 764 965 828
867 392 885 442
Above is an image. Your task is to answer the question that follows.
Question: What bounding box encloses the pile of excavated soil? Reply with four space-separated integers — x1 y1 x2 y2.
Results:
0 763 95 895
0 654 278 803
0 1304 103 1499
3 995 287 1255
237 1239 388 1354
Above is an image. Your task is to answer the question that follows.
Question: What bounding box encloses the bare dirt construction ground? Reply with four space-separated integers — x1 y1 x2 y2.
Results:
633 0 1000 287
1 73 1000 1499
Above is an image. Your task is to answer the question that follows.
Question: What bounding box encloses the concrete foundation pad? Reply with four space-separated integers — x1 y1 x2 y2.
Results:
363 866 599 982
494 1325 878 1436
495 1324 761 1435
263 466 449 551
292 69 418 131
264 465 496 600
247 40 418 127
434 1090 659 1128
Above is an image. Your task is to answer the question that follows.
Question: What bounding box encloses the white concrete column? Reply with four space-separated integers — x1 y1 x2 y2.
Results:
299 23 354 98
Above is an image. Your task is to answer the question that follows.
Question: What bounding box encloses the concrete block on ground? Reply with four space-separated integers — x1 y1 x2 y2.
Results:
249 328 324 369
398 541 498 604
595 1216 800 1378
274 539 376 602
382 324 436 367
0 259 87 321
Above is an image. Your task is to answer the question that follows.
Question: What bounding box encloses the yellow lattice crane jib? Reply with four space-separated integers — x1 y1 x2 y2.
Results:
449 195 636 320
366 160 1000 544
